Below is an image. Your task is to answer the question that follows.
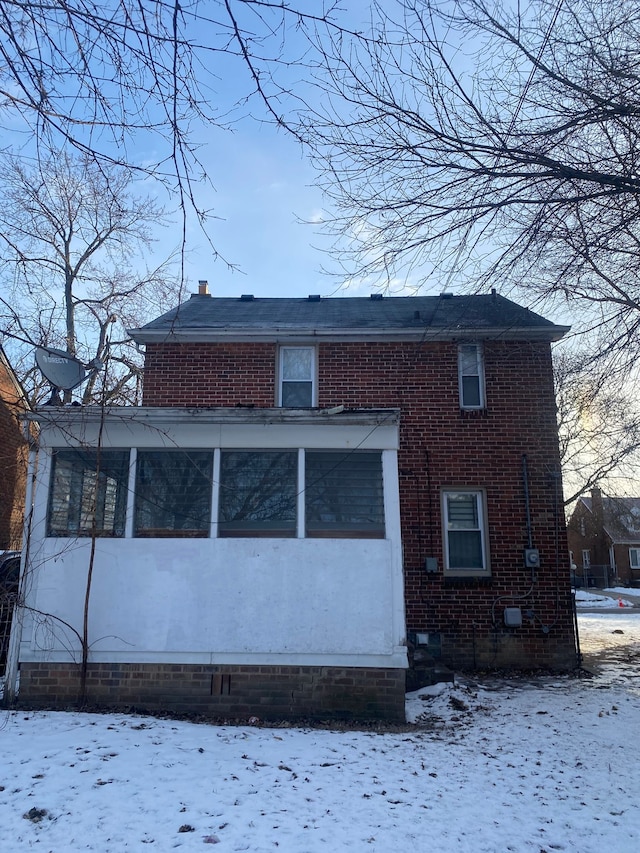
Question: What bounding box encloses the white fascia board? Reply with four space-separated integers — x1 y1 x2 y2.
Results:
129 325 570 344
29 406 400 451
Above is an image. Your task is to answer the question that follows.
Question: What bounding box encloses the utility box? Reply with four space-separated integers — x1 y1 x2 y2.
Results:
504 607 523 628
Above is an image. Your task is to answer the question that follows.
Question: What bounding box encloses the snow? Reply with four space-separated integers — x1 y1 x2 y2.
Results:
574 588 640 608
2 613 640 852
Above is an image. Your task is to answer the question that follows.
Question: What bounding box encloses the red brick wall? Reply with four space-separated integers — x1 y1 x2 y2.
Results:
0 355 29 551
18 663 406 722
142 339 576 671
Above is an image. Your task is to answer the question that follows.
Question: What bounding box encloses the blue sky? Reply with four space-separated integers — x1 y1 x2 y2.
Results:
184 119 336 299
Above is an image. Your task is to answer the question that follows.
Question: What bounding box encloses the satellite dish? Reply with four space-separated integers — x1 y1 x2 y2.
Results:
35 346 87 391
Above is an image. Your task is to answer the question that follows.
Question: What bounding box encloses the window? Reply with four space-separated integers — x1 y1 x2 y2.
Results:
134 451 213 537
48 449 129 537
630 548 640 569
458 344 485 409
279 347 315 407
442 489 489 574
219 450 297 537
582 549 591 569
305 451 385 538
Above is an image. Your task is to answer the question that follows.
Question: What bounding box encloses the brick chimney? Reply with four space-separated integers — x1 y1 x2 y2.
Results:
198 280 210 296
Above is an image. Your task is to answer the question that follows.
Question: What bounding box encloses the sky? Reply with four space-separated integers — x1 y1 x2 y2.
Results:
1 607 639 852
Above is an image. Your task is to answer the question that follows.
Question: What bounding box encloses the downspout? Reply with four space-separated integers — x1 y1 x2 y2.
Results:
4 441 38 705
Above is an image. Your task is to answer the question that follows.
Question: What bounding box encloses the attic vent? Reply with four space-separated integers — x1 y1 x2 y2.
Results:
240 294 255 301
308 294 321 301
370 293 383 300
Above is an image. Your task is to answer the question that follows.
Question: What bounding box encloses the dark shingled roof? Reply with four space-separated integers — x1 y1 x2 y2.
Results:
128 292 569 343
582 496 640 545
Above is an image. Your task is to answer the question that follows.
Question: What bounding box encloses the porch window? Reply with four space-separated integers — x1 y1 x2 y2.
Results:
134 451 213 537
47 449 129 537
219 450 297 537
442 489 489 575
630 548 640 569
279 346 315 407
458 343 485 409
305 451 385 538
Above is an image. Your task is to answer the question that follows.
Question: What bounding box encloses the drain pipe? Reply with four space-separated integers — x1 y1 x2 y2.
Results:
522 454 533 550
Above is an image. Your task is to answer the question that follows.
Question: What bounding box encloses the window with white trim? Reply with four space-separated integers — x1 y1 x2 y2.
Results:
218 450 297 537
442 489 489 575
630 548 640 569
582 549 591 569
48 449 129 537
279 346 315 407
458 343 485 409
134 450 213 538
305 451 385 538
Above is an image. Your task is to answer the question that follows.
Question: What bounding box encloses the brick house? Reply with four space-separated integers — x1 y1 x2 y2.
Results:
567 487 640 587
0 345 30 551
12 289 577 720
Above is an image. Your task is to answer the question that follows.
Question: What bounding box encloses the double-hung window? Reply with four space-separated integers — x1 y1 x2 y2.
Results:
305 451 385 538
442 489 489 575
458 343 485 409
134 450 213 537
219 450 297 537
47 449 129 537
630 548 640 569
279 347 315 407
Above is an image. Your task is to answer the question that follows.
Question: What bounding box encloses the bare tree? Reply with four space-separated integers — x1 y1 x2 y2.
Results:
555 350 640 506
0 1 354 233
303 0 640 372
0 150 181 405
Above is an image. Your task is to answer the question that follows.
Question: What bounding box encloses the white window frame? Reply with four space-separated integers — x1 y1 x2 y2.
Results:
278 346 316 407
458 343 485 410
582 549 591 569
441 488 489 576
630 548 640 569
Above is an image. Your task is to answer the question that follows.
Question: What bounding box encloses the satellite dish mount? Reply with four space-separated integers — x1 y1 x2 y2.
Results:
35 346 103 404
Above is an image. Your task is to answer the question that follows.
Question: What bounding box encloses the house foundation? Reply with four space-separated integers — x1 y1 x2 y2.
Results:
17 663 407 722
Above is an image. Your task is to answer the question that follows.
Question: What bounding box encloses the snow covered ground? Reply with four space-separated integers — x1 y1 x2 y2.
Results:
2 611 640 853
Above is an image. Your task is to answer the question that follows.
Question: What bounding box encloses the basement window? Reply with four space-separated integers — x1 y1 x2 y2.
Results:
47 449 129 537
134 450 213 537
442 489 489 576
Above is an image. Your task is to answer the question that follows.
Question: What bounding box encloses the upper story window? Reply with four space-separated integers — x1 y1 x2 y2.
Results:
47 449 129 537
279 346 315 407
442 488 489 576
458 343 485 409
630 548 640 569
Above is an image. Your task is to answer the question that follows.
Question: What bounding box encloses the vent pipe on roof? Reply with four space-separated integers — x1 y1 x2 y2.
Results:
198 280 210 296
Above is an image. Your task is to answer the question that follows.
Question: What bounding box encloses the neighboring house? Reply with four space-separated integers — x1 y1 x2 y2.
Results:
567 488 640 587
13 288 577 720
0 345 30 551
